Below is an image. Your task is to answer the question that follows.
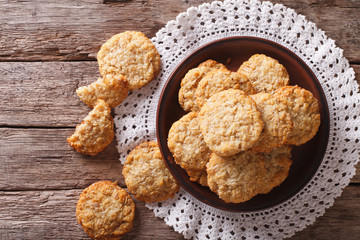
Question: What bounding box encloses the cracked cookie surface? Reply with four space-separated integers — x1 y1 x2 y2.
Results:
275 86 320 145
168 112 212 185
123 141 180 203
250 93 293 153
67 99 114 156
207 146 292 203
76 74 128 108
198 89 263 156
76 181 135 239
196 69 256 108
238 54 289 93
178 59 226 112
97 31 161 90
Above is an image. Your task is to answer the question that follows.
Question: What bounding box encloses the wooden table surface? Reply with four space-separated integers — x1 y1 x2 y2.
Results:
0 0 359 239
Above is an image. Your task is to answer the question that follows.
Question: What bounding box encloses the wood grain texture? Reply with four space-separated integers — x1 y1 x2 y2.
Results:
0 0 359 62
0 61 98 127
0 128 125 191
0 186 359 240
0 63 359 127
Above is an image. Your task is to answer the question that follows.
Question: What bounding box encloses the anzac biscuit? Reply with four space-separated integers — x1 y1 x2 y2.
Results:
195 69 256 108
197 171 208 187
198 89 264 156
122 141 180 203
261 145 293 194
206 151 266 203
238 54 289 93
197 59 226 69
206 147 292 203
274 86 321 145
178 60 226 112
67 99 114 156
76 181 135 239
76 74 128 108
168 112 212 184
97 31 161 91
250 93 293 153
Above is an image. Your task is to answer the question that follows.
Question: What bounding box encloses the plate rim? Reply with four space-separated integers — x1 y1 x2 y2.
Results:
156 35 330 212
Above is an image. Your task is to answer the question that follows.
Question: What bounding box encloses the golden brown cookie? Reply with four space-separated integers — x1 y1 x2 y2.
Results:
122 141 180 203
274 86 321 145
97 31 161 91
197 171 208 187
206 147 292 203
76 74 128 108
67 99 114 156
238 54 289 93
76 181 135 240
195 69 256 108
198 89 264 156
197 59 226 69
250 93 293 153
178 59 226 112
168 112 212 184
261 145 293 194
206 151 266 203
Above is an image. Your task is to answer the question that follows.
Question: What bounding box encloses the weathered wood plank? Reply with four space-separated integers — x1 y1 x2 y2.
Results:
0 189 184 240
0 61 98 127
0 127 358 192
0 62 359 127
0 186 359 240
0 128 125 191
0 0 359 62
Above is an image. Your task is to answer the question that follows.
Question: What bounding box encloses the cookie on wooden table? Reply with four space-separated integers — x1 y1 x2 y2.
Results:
97 31 161 91
250 93 293 153
168 112 212 184
195 68 256 108
206 147 292 203
238 54 289 93
67 99 114 156
178 59 226 112
274 85 321 145
76 74 128 108
76 181 135 240
122 141 180 203
198 89 264 156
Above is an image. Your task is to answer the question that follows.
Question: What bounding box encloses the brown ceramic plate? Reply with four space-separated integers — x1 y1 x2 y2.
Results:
156 36 329 212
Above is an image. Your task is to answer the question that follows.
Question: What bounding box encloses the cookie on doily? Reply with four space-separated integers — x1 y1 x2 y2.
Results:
168 112 212 186
122 141 180 203
97 31 161 91
275 85 321 145
198 89 264 156
76 181 135 239
67 99 114 156
238 54 289 93
76 74 128 108
195 68 256 108
250 93 293 153
178 59 226 112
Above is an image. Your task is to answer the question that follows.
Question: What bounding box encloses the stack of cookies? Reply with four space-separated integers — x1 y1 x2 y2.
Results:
168 54 321 203
67 31 161 156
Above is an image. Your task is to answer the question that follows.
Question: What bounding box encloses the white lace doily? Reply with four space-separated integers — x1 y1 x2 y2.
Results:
113 0 360 239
